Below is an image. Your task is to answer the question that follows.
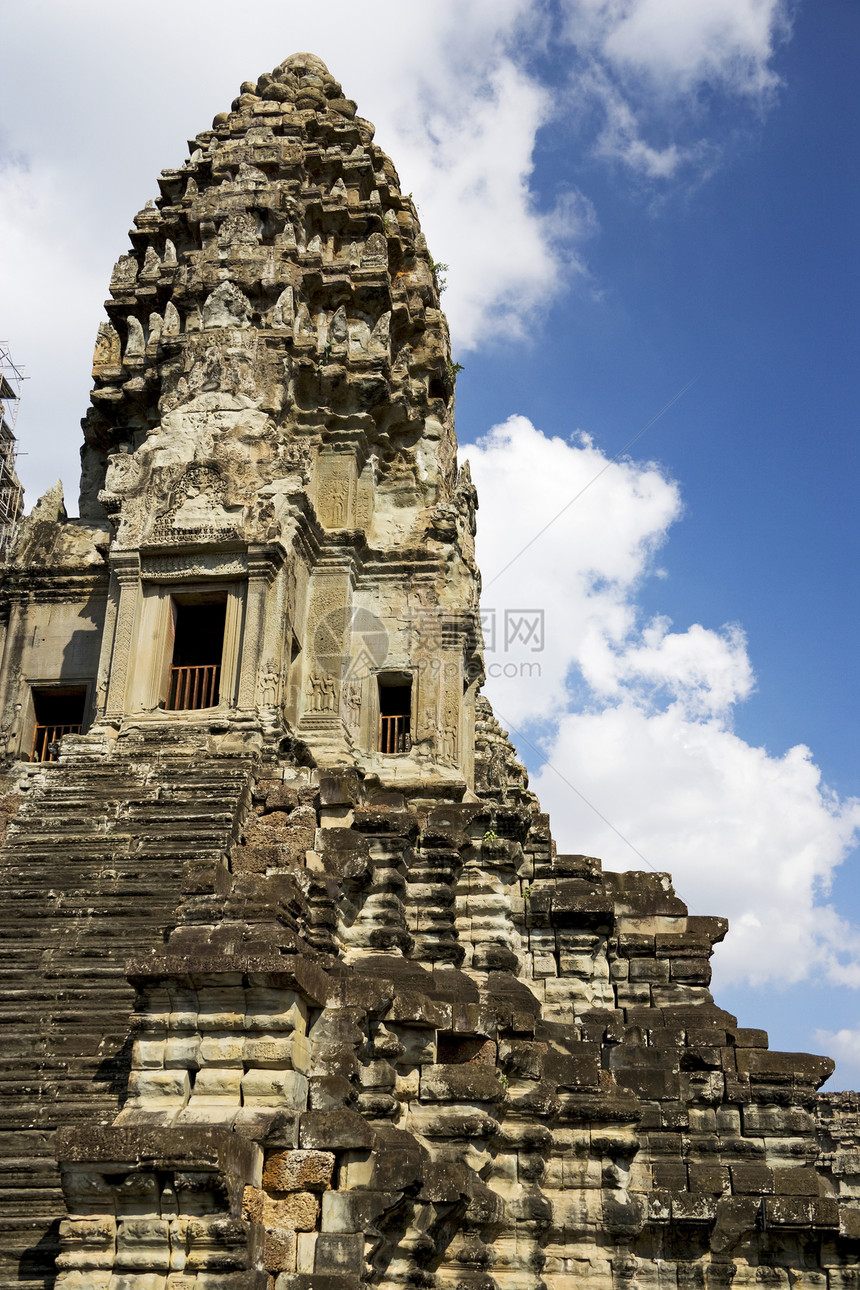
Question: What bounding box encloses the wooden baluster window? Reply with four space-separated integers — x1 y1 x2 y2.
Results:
166 596 226 711
30 686 87 762
378 678 412 754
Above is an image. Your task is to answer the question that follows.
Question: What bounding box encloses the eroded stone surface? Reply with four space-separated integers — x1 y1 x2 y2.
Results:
0 51 856 1290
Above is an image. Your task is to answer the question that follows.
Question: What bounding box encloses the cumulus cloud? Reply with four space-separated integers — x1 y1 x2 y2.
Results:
468 416 860 991
566 0 789 94
564 0 792 176
816 1028 860 1086
469 415 681 724
0 0 570 503
377 52 583 349
1 0 793 507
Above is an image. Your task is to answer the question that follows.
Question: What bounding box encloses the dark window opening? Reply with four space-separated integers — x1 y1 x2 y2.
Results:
378 677 411 754
30 686 87 761
436 1033 496 1065
167 596 226 711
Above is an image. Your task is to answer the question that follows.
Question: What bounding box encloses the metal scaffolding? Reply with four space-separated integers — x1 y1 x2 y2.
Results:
0 344 24 557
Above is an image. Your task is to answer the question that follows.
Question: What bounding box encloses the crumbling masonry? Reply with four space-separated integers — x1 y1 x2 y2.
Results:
1 52 859 1290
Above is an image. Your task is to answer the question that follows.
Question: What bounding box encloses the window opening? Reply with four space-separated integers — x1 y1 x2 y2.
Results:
166 596 226 711
30 686 87 761
437 1033 495 1065
378 677 411 754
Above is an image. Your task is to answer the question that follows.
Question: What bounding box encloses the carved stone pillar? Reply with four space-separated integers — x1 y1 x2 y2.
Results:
439 653 463 767
236 545 281 711
296 565 355 763
104 552 141 720
0 597 26 757
92 577 119 720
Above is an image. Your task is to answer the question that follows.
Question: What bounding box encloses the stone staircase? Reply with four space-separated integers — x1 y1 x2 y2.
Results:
0 727 257 1289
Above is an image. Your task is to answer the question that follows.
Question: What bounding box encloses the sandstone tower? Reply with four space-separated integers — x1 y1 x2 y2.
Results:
1 53 859 1290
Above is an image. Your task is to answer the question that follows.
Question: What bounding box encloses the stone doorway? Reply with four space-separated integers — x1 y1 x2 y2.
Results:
166 594 227 711
30 685 87 760
378 675 412 753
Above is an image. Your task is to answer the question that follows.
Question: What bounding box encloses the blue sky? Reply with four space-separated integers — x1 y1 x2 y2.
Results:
1 1 858 1078
460 0 859 794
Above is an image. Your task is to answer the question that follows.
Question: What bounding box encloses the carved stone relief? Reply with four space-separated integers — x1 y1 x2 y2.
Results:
316 452 356 530
307 672 337 713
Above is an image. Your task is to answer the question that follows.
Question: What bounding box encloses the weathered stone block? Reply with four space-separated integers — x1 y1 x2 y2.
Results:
127 1069 191 1105
299 1111 374 1150
763 1195 813 1226
264 1193 319 1233
321 1190 398 1234
629 959 670 984
742 1105 815 1136
771 1166 821 1195
114 1218 171 1272
314 1232 364 1274
56 1217 117 1271
419 1063 507 1103
242 1070 308 1108
709 1197 760 1254
729 1163 773 1194
265 1226 297 1273
687 1163 729 1195
263 1150 335 1193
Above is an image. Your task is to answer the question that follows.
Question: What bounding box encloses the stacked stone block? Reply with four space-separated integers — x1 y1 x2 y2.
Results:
0 54 856 1290
46 755 860 1289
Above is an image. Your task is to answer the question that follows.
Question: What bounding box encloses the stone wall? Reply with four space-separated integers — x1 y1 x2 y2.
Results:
46 753 860 1290
0 52 856 1290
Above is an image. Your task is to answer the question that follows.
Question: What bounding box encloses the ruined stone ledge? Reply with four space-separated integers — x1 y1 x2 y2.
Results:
126 953 331 1005
55 1124 261 1182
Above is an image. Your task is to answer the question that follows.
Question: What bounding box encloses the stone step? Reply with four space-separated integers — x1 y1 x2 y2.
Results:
0 742 255 1282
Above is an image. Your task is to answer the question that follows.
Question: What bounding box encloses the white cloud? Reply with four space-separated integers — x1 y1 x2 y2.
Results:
468 415 682 724
469 416 860 992
378 53 578 349
0 0 794 508
589 616 755 716
578 64 710 178
564 0 791 176
816 1027 860 1086
0 0 565 506
567 0 788 94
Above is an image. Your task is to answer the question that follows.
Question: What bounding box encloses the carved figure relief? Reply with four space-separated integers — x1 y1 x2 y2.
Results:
441 719 459 765
259 662 281 707
110 253 138 287
202 281 252 329
342 679 362 731
307 672 336 713
153 465 239 540
329 480 348 527
316 453 356 530
92 323 121 377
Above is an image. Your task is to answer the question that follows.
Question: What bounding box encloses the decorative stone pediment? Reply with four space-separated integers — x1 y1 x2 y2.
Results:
152 463 240 541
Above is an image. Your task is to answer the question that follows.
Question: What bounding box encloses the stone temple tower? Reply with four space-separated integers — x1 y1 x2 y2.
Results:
1 52 859 1290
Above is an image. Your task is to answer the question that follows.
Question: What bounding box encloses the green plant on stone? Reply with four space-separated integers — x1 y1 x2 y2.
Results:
482 829 497 845
428 259 449 293
317 337 333 374
445 359 464 388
